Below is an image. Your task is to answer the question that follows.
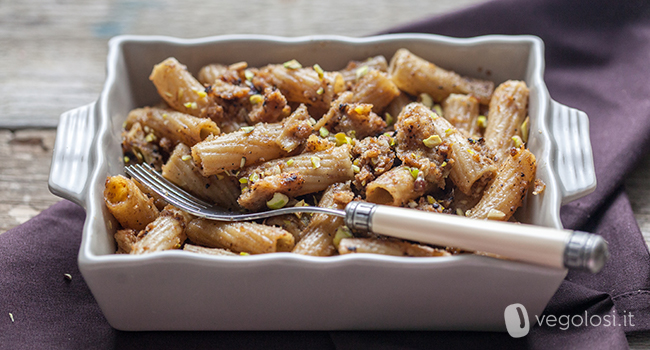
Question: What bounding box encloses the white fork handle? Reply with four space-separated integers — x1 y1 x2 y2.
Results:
344 202 608 273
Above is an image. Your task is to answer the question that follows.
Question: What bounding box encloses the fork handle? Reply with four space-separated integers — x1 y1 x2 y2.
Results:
344 202 608 273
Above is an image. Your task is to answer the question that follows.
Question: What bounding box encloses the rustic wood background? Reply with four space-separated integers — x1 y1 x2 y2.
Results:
1 0 648 346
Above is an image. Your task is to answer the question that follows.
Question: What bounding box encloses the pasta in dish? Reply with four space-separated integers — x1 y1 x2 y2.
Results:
104 49 538 257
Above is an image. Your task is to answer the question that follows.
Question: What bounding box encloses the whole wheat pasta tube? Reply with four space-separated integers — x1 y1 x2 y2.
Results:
365 165 432 206
339 55 389 87
191 105 313 175
442 94 480 136
350 70 400 114
104 175 159 231
131 205 194 255
468 147 536 221
238 144 355 210
255 63 345 111
114 229 138 254
162 143 240 210
338 237 451 257
420 103 497 196
483 80 529 164
293 182 353 256
183 243 237 256
149 57 223 120
185 219 295 254
126 106 220 146
388 48 494 104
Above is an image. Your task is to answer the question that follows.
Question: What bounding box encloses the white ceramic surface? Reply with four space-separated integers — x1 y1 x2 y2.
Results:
49 34 596 331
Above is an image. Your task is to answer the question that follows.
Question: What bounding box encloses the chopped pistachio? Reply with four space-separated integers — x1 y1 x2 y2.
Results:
183 102 198 109
145 133 156 143
441 161 447 167
354 105 364 114
422 135 442 148
349 130 357 139
249 173 260 183
465 209 473 216
385 112 394 126
466 149 475 155
181 155 192 161
477 115 487 128
216 173 225 180
355 65 369 81
419 93 434 108
352 164 361 173
433 104 444 117
521 117 530 143
239 177 248 184
335 132 350 146
240 252 250 256
427 195 435 204
409 167 419 179
244 69 254 81
123 156 130 163
319 127 330 138
512 135 524 148
316 87 324 95
313 64 324 80
267 192 289 209
487 208 506 220
240 126 255 134
240 157 246 168
311 156 321 169
249 94 264 105
286 159 294 166
456 208 465 216
241 186 249 192
445 128 453 135
308 117 317 126
177 88 184 99
283 59 302 69
333 226 353 247
197 90 207 99
162 113 168 119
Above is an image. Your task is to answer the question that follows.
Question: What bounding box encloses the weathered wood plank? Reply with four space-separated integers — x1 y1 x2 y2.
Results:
0 0 485 128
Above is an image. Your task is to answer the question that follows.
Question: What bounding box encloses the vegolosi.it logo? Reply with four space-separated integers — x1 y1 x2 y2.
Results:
504 303 635 338
504 303 530 338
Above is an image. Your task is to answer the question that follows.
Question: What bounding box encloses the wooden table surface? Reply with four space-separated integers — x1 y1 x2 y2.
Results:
1 0 649 347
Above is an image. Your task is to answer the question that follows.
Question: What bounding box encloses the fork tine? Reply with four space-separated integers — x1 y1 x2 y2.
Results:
137 163 213 208
125 165 208 212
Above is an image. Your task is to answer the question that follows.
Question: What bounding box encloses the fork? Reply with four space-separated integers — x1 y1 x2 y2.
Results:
125 163 608 273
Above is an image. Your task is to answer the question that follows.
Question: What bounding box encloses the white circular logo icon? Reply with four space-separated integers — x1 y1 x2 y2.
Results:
504 303 530 338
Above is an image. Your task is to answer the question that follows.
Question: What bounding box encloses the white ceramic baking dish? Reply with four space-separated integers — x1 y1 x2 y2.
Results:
48 34 596 331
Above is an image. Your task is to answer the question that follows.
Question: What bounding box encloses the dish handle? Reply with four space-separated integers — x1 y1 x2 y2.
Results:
549 100 597 204
48 102 97 207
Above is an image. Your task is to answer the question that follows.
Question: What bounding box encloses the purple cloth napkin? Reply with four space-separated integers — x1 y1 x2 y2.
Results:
2 0 650 348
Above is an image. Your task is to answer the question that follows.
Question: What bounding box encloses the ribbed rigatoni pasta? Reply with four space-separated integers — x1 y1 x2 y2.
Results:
126 106 220 147
191 104 313 175
162 143 240 210
149 57 223 120
185 219 295 254
442 94 480 136
293 182 354 256
131 205 194 254
238 144 354 210
365 165 432 206
468 147 536 221
388 48 494 104
338 237 451 257
418 103 497 196
484 80 529 164
104 175 159 231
